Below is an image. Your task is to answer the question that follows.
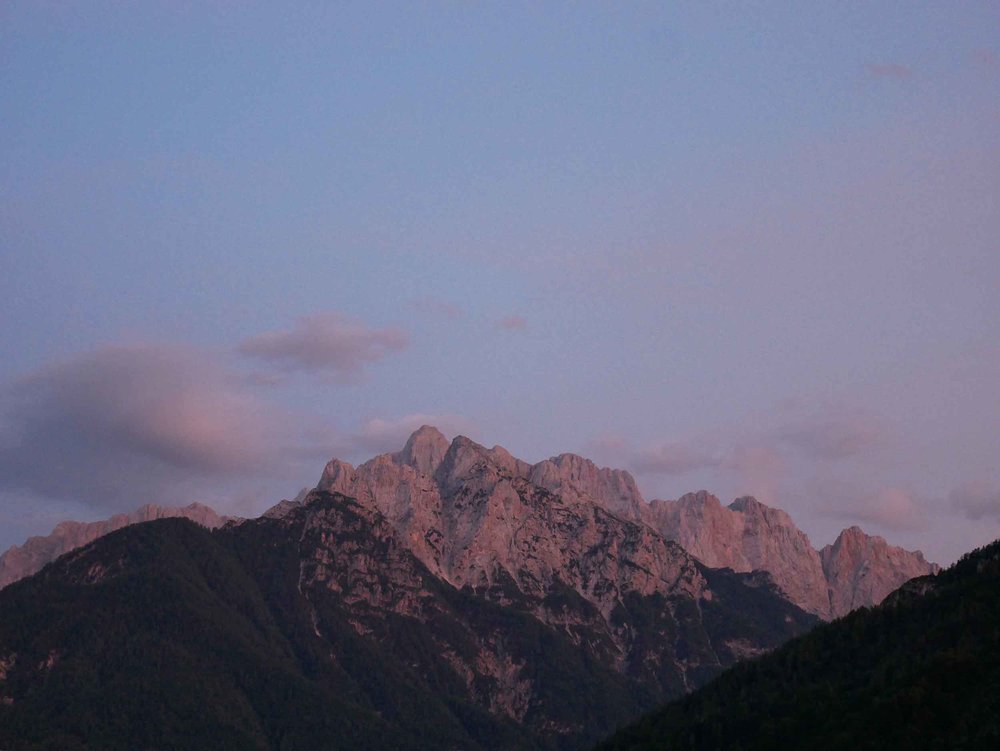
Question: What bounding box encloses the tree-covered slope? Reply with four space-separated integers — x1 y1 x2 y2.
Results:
0 518 433 751
596 539 1000 751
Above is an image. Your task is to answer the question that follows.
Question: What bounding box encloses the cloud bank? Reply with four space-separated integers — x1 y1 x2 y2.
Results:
239 312 408 381
0 345 289 512
950 481 1000 521
777 417 883 460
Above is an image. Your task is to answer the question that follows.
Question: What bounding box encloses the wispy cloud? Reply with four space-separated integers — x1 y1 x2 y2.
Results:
0 345 297 512
629 443 720 475
865 63 913 80
950 481 1000 521
722 444 785 504
830 487 926 532
238 312 408 382
777 416 883 460
496 314 528 331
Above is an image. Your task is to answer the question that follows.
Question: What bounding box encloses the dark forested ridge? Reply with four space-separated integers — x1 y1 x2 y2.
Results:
0 492 816 751
596 539 1000 751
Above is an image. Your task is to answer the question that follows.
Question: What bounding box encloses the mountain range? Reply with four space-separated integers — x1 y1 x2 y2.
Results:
313 427 937 620
1 427 935 620
0 427 941 749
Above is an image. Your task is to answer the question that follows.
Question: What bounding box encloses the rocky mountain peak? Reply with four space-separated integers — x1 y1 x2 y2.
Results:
645 491 831 619
728 495 761 513
677 490 723 510
395 425 450 476
528 452 645 519
728 495 795 527
435 435 496 491
820 525 940 618
318 458 357 496
832 525 868 547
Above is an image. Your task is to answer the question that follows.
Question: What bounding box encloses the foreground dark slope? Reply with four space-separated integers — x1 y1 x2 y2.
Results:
596 539 1000 751
0 492 815 750
0 517 432 751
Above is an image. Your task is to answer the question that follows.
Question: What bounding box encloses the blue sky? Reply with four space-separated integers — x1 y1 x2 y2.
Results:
2 2 999 563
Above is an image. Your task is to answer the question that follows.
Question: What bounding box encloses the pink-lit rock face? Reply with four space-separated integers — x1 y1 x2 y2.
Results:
645 491 831 619
0 503 230 589
529 453 645 521
311 426 939 621
311 426 702 615
820 526 940 618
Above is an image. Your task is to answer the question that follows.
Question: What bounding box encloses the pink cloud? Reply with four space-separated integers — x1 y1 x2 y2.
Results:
0 345 296 511
835 487 926 532
496 314 528 331
630 443 720 475
585 435 720 476
866 63 913 80
722 444 785 503
238 312 408 381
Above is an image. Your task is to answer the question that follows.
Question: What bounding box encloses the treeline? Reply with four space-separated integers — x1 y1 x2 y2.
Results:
596 540 1000 750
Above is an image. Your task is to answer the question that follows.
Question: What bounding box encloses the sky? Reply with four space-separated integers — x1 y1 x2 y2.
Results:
2 2 999 564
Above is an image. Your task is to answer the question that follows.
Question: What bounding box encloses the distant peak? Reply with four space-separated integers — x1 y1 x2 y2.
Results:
677 490 721 508
728 495 763 512
409 424 447 443
397 425 450 476
317 457 356 495
832 526 888 549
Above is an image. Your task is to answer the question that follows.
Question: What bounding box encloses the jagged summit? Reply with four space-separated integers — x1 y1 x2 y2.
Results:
0 427 939 618
307 426 937 620
646 490 830 618
530 452 644 519
820 525 941 617
395 424 450 476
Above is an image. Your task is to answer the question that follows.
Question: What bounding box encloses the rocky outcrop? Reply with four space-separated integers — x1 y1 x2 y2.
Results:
821 526 941 618
645 491 831 618
0 502 230 589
